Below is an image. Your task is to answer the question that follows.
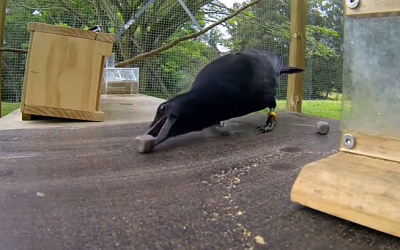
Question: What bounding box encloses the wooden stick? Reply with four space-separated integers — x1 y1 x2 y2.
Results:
0 0 6 118
286 0 307 112
0 47 28 53
115 0 261 67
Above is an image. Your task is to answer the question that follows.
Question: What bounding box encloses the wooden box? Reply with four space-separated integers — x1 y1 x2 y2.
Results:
20 22 115 122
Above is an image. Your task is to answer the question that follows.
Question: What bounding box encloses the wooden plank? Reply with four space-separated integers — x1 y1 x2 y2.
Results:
291 151 400 238
344 0 400 18
23 32 108 112
23 104 105 122
27 22 97 40
97 41 114 57
96 57 106 111
20 32 35 114
0 0 5 118
21 113 32 121
27 22 115 43
340 131 400 163
286 0 307 112
95 32 114 43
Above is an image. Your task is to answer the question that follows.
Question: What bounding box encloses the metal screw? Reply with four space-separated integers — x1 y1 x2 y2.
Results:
342 134 355 149
346 0 360 9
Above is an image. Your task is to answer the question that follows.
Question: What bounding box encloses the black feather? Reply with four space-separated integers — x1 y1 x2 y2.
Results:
145 49 304 149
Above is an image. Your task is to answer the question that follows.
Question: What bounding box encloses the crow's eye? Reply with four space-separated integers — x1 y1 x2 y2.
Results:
159 104 166 112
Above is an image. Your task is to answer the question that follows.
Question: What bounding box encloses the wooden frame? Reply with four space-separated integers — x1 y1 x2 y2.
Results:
20 22 114 122
339 131 400 163
344 0 400 18
286 0 307 112
290 0 400 238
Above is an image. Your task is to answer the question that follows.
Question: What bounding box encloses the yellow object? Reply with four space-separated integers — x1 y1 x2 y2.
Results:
268 111 277 121
20 22 114 122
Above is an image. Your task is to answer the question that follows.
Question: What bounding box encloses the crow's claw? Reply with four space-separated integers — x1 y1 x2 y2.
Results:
255 119 277 134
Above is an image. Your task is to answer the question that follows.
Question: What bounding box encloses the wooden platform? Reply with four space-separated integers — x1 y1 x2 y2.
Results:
291 151 400 238
0 94 165 131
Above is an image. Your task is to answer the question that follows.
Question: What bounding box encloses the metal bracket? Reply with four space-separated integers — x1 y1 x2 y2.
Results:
88 25 102 32
113 0 156 42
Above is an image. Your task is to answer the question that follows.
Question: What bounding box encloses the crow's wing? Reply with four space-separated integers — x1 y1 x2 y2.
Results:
191 50 281 99
186 49 283 122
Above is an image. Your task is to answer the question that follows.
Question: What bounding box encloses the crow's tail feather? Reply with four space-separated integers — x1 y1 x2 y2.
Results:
280 65 304 74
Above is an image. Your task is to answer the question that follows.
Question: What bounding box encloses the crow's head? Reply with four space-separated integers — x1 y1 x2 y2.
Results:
147 100 176 145
149 101 169 128
145 94 192 148
144 91 214 150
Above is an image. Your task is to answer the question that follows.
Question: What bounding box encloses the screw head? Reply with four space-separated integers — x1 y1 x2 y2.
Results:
347 0 360 9
342 134 356 149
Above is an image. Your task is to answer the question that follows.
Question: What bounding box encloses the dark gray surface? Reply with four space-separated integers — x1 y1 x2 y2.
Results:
0 111 399 250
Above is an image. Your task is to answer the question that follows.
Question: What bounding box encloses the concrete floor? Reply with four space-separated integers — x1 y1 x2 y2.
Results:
0 94 164 131
1 107 399 250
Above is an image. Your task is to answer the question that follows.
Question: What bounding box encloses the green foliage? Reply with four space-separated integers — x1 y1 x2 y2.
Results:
273 99 342 120
155 38 216 95
306 25 338 58
1 102 20 117
221 0 343 100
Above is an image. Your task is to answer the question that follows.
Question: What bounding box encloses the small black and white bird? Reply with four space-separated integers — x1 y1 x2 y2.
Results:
143 49 303 151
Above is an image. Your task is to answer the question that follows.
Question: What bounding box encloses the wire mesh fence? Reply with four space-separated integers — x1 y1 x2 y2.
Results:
1 0 343 119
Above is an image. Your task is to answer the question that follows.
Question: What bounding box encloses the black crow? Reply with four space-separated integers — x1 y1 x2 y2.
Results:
141 49 303 151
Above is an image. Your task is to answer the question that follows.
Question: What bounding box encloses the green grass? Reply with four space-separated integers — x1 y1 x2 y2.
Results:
1 102 20 117
1 99 343 120
260 99 342 120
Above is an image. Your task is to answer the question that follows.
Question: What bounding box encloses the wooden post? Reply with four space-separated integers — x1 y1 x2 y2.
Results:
0 0 5 118
286 0 307 112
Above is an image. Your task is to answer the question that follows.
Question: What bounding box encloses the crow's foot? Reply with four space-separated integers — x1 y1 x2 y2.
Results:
255 120 276 133
255 111 277 134
213 121 225 127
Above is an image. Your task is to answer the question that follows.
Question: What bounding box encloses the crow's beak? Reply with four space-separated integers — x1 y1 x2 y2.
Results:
146 115 177 147
149 112 163 128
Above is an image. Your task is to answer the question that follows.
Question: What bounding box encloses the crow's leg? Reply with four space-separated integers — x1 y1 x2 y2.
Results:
214 120 225 133
255 108 277 134
212 121 225 128
205 121 226 136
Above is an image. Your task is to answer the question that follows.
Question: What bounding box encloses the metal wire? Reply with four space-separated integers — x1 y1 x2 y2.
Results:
1 0 344 118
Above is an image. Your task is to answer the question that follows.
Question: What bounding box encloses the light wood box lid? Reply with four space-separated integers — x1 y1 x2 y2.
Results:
27 22 114 43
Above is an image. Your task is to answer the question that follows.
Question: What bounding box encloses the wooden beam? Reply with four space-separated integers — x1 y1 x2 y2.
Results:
286 0 307 112
291 151 400 238
0 0 6 118
344 0 400 18
339 131 400 163
27 22 114 43
0 47 28 53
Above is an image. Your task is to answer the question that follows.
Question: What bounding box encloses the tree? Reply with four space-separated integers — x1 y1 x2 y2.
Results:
3 0 224 100
2 1 46 102
220 0 343 100
2 0 344 103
